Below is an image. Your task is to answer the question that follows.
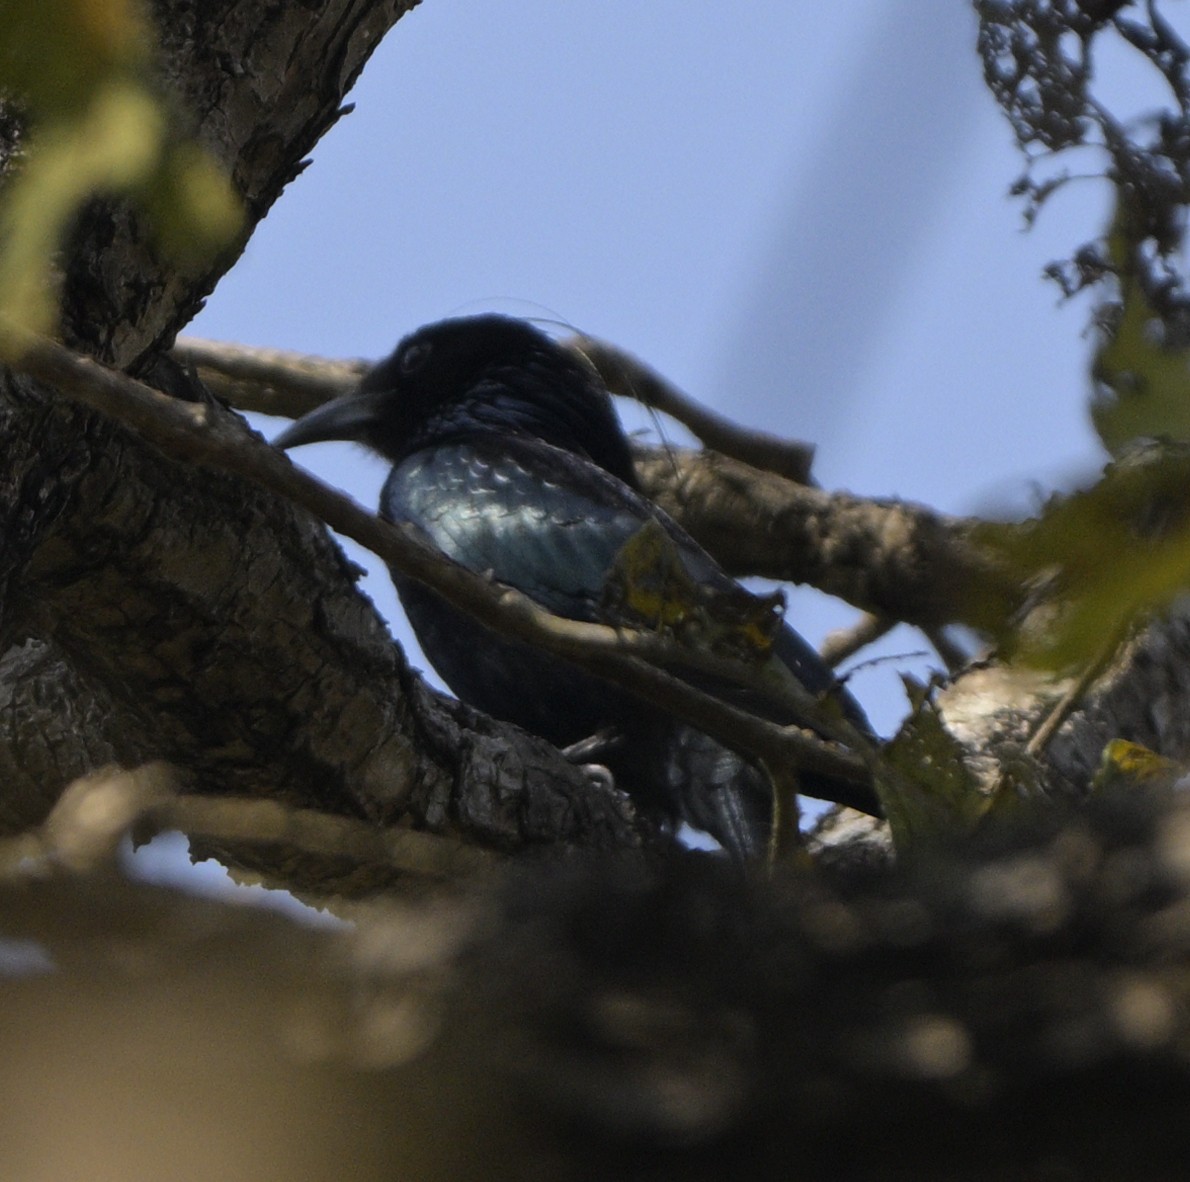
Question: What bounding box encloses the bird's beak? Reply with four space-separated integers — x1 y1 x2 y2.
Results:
272 387 390 450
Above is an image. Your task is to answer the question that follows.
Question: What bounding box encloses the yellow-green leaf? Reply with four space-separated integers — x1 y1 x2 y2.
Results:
1093 738 1184 795
0 0 242 344
0 82 162 338
977 449 1190 669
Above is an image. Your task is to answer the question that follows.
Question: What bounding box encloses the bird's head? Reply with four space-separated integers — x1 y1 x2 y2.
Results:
274 315 637 485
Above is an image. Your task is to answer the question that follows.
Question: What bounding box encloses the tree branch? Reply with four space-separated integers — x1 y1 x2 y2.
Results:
174 336 365 418
567 335 817 483
9 329 873 800
173 335 1024 633
1 761 497 884
633 447 1021 632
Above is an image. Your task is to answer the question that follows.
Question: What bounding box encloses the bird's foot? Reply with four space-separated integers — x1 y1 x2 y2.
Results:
560 728 625 793
578 763 616 793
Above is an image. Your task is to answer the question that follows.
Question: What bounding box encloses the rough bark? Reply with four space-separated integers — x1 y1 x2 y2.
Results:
0 0 642 866
634 446 1019 632
65 0 420 366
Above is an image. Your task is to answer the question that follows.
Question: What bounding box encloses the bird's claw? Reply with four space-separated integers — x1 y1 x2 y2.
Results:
579 763 616 793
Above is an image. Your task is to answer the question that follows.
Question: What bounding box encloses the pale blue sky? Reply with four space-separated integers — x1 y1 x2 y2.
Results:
185 0 1121 774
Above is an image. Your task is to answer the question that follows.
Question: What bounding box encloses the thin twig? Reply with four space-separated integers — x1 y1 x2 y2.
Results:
568 335 817 484
1025 624 1128 759
820 613 895 667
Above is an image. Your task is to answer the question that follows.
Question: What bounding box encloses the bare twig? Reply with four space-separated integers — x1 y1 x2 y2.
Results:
1025 623 1129 759
566 335 817 483
174 337 365 418
821 613 896 667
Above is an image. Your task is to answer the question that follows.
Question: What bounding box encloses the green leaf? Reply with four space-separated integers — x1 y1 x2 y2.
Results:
600 518 785 663
1093 738 1185 795
876 677 991 850
0 82 162 337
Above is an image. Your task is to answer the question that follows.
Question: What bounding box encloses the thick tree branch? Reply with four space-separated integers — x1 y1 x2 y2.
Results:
632 447 1021 632
0 359 638 861
62 0 419 367
0 0 656 866
0 639 163 833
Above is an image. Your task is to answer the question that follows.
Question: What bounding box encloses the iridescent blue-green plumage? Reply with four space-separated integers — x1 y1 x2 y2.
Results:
275 315 879 859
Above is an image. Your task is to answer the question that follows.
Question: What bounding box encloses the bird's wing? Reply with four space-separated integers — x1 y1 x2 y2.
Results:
381 436 665 621
385 433 872 730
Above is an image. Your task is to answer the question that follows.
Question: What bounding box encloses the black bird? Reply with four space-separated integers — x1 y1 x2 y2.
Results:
275 315 879 859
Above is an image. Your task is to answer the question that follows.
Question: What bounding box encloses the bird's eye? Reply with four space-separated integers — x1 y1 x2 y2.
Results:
399 342 431 374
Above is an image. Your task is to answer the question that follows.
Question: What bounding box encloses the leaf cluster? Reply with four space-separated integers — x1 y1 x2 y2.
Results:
0 0 240 342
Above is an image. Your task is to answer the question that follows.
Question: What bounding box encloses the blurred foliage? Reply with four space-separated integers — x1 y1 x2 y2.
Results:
0 0 241 344
979 442 1190 668
877 676 1013 850
1093 186 1190 453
